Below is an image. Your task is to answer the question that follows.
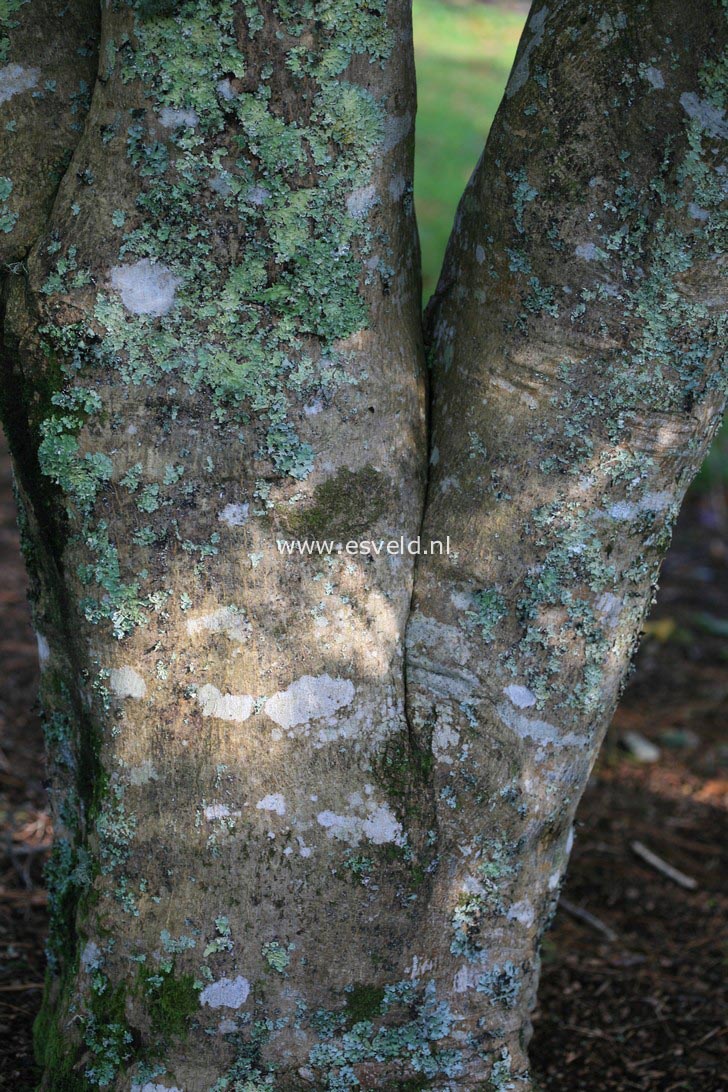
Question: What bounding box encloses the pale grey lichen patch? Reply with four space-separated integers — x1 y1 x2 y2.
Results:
217 502 249 526
506 899 535 927
256 793 286 816
381 112 412 153
200 975 250 1009
204 803 233 820
186 605 250 643
346 184 377 219
0 63 40 104
595 10 627 46
680 92 728 139
317 797 404 847
216 77 235 101
432 722 460 761
641 65 665 90
688 202 710 221
197 685 254 723
505 7 548 98
496 702 585 750
263 674 355 730
245 184 269 205
598 490 672 521
159 106 199 128
36 632 50 667
575 242 599 261
209 171 233 196
108 666 147 699
109 260 181 316
80 941 102 972
503 684 537 709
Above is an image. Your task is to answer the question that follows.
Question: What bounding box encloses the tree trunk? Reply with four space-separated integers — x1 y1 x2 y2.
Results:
0 1 725 1090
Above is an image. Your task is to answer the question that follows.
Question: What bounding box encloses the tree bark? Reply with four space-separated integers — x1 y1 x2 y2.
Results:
0 1 725 1090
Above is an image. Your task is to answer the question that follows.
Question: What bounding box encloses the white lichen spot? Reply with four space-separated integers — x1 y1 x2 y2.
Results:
199 975 250 1009
505 7 548 98
496 703 584 750
0 64 40 104
688 202 710 221
642 66 665 89
197 685 253 723
109 260 181 317
256 793 286 817
246 185 270 205
361 803 404 845
432 722 460 762
187 605 250 643
264 674 355 730
159 106 199 128
218 502 249 526
209 172 232 197
108 666 147 700
453 964 481 993
217 1019 238 1035
80 941 101 972
507 899 535 927
548 869 562 891
680 92 728 139
602 490 672 522
217 78 236 100
504 684 537 709
575 242 598 261
36 633 50 668
346 184 377 219
216 500 251 526
317 799 404 847
381 113 412 153
204 804 231 821
294 835 312 858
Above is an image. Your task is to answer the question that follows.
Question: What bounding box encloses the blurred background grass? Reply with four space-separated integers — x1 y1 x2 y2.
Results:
411 0 727 487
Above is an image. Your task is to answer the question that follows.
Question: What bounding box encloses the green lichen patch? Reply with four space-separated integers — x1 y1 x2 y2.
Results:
33 0 397 641
307 979 463 1088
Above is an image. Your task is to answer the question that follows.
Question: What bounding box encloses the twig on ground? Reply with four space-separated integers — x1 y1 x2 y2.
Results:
558 897 618 942
630 840 698 890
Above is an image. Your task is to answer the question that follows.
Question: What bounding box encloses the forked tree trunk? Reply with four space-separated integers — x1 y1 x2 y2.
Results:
0 1 725 1089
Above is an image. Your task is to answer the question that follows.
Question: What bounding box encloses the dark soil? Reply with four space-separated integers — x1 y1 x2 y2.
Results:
0 435 725 1090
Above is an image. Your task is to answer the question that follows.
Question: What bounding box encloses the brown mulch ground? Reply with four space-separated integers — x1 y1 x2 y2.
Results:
0 435 726 1091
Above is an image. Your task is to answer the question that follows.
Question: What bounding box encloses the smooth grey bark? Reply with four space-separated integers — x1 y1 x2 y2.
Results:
0 1 725 1090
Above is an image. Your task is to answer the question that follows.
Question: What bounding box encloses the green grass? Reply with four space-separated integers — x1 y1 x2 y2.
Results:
413 0 526 299
412 0 726 483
